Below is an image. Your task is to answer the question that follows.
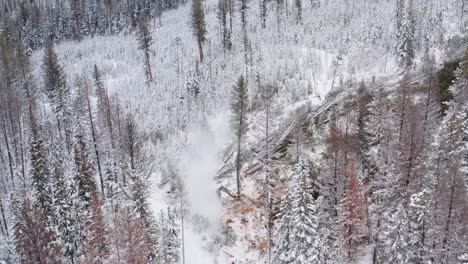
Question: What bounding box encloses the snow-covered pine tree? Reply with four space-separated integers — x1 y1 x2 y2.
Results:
356 81 376 186
294 0 302 24
120 113 157 260
121 114 151 221
428 100 468 262
383 203 412 263
43 38 69 117
70 0 85 40
231 75 249 196
29 106 54 220
92 64 113 141
155 209 180 264
42 38 72 150
73 119 97 212
396 0 416 69
407 189 430 263
137 18 153 83
315 194 340 263
191 0 207 63
50 138 80 264
274 158 320 263
274 186 292 264
217 0 231 51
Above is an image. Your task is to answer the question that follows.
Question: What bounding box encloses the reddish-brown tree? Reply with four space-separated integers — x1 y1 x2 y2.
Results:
14 198 63 264
338 159 368 260
109 210 153 264
79 192 110 264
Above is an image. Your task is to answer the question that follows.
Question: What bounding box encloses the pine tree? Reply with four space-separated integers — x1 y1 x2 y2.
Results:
218 0 231 51
29 108 54 220
239 0 249 74
70 0 85 40
295 0 302 24
191 0 207 63
407 189 430 263
120 114 157 260
73 121 97 212
338 160 367 260
15 29 36 104
80 192 110 264
110 210 153 264
121 114 151 221
43 38 70 117
92 64 113 138
50 139 80 264
231 75 248 196
137 19 153 83
315 194 340 262
396 0 415 69
274 189 292 263
14 198 63 264
43 38 71 151
382 204 412 263
356 81 376 185
428 107 468 262
260 0 267 28
155 209 180 264
275 158 320 263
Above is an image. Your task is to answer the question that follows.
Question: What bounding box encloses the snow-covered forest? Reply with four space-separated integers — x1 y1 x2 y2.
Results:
0 0 467 263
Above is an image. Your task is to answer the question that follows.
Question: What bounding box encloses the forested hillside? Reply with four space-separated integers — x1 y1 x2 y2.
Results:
0 0 467 263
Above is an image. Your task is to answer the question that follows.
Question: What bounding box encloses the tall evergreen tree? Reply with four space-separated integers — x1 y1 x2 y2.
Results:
29 107 54 220
231 75 248 196
383 203 412 263
73 120 97 212
396 0 416 69
137 19 153 83
275 158 320 263
217 0 231 51
295 0 302 24
70 0 85 40
43 38 69 117
120 114 157 260
50 138 80 264
191 0 207 63
43 38 71 150
155 209 180 264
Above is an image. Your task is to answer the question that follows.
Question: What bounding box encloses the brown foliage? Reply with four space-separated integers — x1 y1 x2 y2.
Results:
14 198 63 264
79 192 110 264
109 210 153 264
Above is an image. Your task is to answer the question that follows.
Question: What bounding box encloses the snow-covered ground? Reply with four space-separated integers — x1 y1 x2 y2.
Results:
149 111 231 264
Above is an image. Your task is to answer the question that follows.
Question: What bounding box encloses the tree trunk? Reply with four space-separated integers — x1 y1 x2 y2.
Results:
228 0 233 32
265 98 271 264
197 39 204 63
0 197 8 237
236 133 242 196
85 81 105 197
440 164 458 263
180 193 185 264
2 114 15 188
145 50 153 82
